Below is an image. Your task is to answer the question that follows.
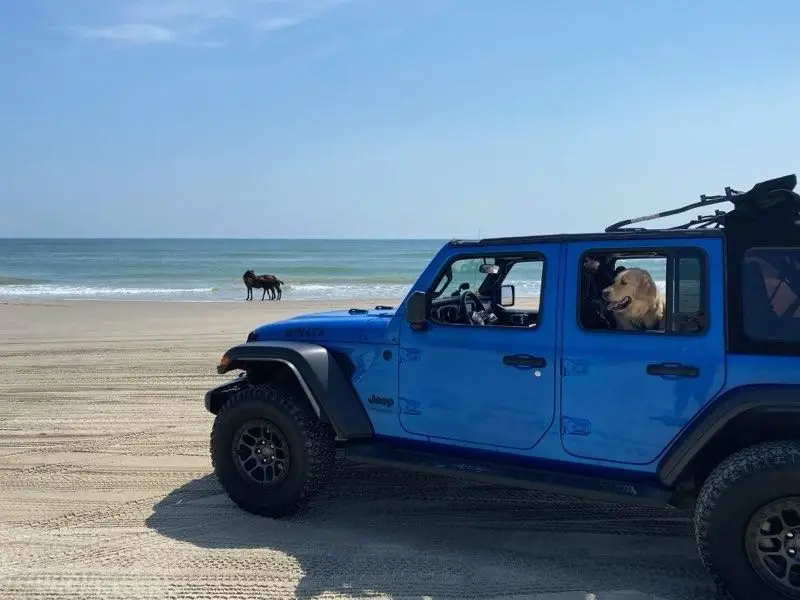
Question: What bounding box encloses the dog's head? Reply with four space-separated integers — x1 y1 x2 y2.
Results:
601 267 658 315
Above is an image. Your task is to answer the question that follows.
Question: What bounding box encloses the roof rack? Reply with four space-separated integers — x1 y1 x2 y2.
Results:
605 174 800 233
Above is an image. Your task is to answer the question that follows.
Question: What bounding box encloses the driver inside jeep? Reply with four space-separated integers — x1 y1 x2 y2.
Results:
427 258 541 328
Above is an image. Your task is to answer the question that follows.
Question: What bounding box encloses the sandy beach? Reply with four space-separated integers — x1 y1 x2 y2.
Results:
0 299 716 600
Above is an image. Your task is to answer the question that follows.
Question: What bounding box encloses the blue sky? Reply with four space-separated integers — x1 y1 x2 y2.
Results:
2 0 800 239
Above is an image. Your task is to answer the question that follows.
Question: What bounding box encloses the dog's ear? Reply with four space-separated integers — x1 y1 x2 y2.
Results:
635 271 657 298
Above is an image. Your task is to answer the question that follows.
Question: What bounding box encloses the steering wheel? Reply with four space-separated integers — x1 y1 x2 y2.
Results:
459 290 483 323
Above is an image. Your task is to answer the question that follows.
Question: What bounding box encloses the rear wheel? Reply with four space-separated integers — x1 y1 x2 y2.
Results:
695 440 800 599
210 382 335 517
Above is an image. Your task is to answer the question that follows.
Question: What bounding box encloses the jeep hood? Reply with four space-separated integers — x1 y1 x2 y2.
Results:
249 307 396 344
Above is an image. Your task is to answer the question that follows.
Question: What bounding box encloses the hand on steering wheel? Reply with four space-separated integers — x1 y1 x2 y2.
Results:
459 290 482 323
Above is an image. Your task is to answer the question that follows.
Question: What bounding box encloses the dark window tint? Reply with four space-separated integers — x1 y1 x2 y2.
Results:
675 257 702 314
742 248 800 342
669 254 706 334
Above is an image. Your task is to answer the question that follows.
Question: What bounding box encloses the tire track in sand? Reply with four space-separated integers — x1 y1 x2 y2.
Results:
0 301 718 599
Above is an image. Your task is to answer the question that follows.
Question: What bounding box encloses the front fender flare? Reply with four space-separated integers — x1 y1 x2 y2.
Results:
657 384 800 487
211 340 374 439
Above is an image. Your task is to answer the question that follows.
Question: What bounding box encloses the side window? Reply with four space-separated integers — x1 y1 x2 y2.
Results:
578 249 706 334
502 259 544 311
742 247 800 342
427 253 545 328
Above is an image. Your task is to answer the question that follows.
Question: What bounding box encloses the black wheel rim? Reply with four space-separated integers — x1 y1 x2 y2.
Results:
745 497 800 597
231 419 291 488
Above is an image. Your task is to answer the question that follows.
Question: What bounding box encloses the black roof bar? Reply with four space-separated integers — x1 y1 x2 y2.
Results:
605 189 741 232
605 174 799 232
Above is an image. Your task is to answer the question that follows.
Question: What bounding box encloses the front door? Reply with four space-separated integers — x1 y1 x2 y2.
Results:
397 243 560 451
560 237 726 464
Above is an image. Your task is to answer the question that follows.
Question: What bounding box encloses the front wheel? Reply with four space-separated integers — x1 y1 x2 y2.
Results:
210 382 336 518
695 440 800 600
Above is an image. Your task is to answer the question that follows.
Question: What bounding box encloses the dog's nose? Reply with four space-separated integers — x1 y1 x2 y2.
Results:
601 289 610 300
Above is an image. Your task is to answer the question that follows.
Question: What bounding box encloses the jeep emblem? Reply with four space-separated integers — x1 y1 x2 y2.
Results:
367 394 394 407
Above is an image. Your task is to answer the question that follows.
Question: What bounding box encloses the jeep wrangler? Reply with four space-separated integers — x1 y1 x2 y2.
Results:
204 174 800 600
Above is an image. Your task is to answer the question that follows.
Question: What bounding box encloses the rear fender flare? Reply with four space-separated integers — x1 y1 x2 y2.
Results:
212 341 374 440
657 384 800 487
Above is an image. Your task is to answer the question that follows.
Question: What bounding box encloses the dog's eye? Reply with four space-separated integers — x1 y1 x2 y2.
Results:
620 278 627 285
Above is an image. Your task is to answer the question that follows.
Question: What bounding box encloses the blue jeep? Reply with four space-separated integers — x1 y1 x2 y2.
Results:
204 174 800 600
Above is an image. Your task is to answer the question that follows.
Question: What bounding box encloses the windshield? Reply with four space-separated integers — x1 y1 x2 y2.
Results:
432 257 496 298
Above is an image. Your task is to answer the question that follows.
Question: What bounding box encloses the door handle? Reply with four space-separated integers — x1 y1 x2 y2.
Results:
503 354 546 369
646 362 699 378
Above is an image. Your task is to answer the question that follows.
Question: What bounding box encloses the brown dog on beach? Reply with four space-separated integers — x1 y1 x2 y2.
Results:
601 267 664 331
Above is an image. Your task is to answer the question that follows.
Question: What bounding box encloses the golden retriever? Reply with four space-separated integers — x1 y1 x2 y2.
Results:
601 267 664 331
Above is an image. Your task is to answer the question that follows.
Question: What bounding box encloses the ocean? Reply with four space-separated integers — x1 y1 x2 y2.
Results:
0 238 445 302
0 239 667 302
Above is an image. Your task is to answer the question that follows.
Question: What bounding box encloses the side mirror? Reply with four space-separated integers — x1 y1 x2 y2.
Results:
406 291 428 331
499 284 515 307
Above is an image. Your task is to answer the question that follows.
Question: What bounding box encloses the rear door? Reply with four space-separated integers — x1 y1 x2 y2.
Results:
559 236 726 465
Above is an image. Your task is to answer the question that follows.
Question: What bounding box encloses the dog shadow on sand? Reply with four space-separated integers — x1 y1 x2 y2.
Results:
145 461 718 600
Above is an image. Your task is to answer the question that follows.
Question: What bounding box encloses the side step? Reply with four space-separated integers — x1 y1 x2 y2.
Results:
342 441 674 508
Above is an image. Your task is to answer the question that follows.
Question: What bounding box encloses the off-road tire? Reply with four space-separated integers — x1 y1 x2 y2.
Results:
695 440 800 600
210 382 336 518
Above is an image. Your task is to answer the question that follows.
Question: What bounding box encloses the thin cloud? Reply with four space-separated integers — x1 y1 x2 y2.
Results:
64 0 354 47
257 16 303 33
69 23 175 44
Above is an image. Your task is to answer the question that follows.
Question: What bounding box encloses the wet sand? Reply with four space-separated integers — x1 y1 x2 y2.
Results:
0 299 716 599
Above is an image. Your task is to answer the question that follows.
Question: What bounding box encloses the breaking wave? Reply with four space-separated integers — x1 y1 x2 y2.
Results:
0 285 215 298
0 278 668 302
